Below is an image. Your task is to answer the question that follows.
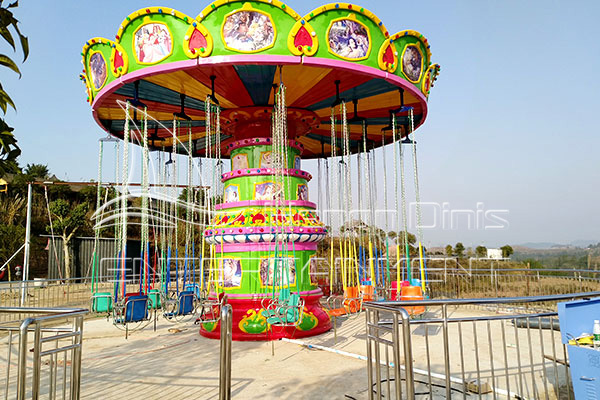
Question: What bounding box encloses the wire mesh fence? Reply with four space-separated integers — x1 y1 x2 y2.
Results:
0 278 109 323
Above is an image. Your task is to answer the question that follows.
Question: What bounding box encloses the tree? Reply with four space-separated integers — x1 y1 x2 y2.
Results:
390 230 416 246
47 199 88 279
475 245 487 258
454 242 465 258
444 244 453 256
24 163 49 179
386 230 417 257
0 190 24 225
466 247 474 258
0 223 24 276
0 1 28 177
501 245 514 259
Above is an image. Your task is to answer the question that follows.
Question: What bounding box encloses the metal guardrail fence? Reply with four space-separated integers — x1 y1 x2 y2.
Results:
0 307 88 400
365 292 600 400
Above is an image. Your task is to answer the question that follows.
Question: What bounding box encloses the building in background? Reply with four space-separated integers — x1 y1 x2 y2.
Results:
487 248 503 259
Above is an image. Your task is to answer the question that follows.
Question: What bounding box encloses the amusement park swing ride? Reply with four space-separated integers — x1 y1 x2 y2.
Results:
79 1 440 340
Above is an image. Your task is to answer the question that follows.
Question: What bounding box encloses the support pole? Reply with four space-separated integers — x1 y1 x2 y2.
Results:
20 183 32 306
219 304 232 400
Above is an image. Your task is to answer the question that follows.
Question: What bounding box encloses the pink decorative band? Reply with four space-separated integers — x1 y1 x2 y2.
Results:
212 289 323 299
214 242 318 252
203 231 326 245
221 168 312 182
226 137 304 154
205 226 326 235
215 200 316 210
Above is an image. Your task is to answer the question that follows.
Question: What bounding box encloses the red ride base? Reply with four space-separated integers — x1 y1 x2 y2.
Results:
198 290 331 341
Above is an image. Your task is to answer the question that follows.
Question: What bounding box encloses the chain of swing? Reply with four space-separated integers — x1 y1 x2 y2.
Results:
325 95 427 300
89 92 227 327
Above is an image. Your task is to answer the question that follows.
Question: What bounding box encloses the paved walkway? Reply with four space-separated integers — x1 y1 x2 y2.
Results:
2 306 568 399
80 316 370 399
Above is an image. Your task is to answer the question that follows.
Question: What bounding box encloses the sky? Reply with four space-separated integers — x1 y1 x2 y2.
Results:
3 1 600 248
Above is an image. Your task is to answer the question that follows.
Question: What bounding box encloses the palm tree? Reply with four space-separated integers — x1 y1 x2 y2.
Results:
0 1 28 177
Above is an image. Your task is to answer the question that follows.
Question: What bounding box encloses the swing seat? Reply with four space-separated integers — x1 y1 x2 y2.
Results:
261 289 293 318
114 295 151 324
277 288 291 302
265 293 302 325
177 290 196 315
328 307 347 317
91 292 113 313
391 280 411 300
360 285 375 302
326 286 362 319
184 283 202 299
148 289 161 309
343 286 362 313
112 294 156 338
124 295 150 322
196 293 225 323
391 281 398 300
400 286 425 316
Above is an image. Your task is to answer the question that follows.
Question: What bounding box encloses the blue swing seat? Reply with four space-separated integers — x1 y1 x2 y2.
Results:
177 290 195 315
184 283 202 299
124 295 150 322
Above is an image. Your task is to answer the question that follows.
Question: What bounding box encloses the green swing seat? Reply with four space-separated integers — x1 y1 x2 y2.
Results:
91 292 113 313
148 288 161 309
261 289 302 325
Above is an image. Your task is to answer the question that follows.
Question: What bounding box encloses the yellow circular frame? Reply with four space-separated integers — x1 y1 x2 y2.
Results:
223 183 241 203
220 3 277 54
217 256 244 290
326 13 372 61
132 21 175 65
259 255 298 289
88 50 108 91
400 43 424 84
296 183 308 201
421 64 434 96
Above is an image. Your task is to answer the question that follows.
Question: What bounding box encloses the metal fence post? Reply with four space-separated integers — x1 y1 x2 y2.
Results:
391 312 402 400
31 322 42 399
219 304 232 400
366 310 374 400
71 315 84 400
16 318 33 400
442 304 451 398
399 309 414 398
20 183 32 307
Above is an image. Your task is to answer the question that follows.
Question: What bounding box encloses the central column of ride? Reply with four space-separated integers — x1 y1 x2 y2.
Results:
201 137 331 340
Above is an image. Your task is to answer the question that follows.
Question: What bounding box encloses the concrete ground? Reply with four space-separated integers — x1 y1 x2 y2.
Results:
80 315 370 400
2 306 570 399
